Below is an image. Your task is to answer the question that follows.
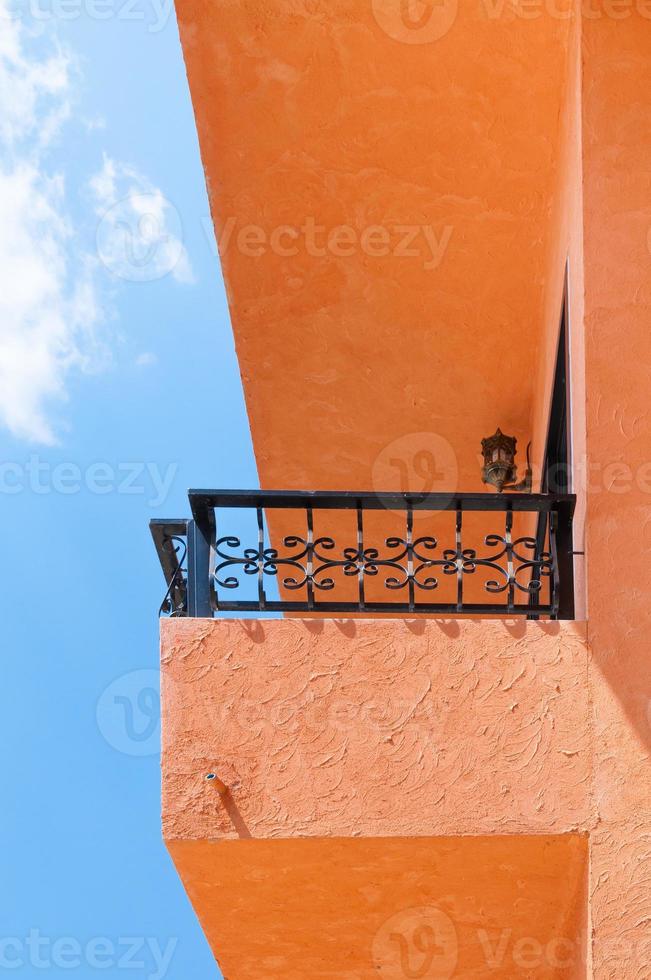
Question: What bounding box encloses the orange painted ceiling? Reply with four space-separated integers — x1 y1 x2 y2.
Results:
176 0 573 492
170 835 588 979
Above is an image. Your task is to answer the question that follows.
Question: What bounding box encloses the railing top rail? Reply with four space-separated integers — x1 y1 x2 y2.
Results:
189 488 576 515
150 518 189 533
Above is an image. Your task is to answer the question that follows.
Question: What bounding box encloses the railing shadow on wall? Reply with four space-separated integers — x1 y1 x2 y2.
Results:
150 490 576 621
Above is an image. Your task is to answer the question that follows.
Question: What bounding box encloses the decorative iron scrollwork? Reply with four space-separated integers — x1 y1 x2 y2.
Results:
214 530 552 602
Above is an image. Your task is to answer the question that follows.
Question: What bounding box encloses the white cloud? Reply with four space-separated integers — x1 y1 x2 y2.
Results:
0 2 194 444
0 164 103 444
135 351 157 367
91 154 194 285
82 115 106 133
0 11 71 152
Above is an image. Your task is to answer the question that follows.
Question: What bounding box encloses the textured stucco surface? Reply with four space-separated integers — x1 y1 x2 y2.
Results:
168 834 588 980
582 13 651 976
162 618 590 841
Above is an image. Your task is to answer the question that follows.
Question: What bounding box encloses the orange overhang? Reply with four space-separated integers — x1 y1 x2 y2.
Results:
174 0 576 491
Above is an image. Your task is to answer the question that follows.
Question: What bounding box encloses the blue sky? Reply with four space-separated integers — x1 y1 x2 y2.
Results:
1 1 254 975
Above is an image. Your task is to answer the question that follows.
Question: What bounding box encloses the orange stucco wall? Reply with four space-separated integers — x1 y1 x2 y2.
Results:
163 618 590 977
581 12 651 979
162 618 590 841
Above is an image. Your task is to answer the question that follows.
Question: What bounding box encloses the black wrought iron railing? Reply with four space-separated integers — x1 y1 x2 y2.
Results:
151 490 576 619
151 490 576 620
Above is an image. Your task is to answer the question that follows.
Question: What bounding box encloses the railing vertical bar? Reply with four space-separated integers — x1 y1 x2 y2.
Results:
554 500 575 620
505 507 515 613
256 506 267 611
209 509 217 615
527 506 550 619
306 505 315 611
407 503 415 613
549 510 560 618
186 518 212 617
357 502 366 611
539 510 549 613
456 507 463 612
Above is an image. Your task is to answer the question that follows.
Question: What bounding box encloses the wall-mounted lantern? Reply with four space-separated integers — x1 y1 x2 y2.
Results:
481 429 532 493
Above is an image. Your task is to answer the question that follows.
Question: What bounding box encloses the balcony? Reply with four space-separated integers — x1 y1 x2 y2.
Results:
151 489 576 620
156 491 585 978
